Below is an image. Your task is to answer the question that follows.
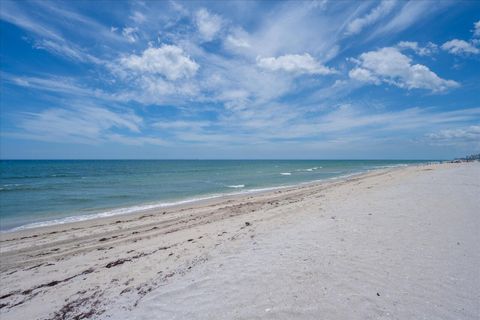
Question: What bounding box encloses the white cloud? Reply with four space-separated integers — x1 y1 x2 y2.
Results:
122 27 138 43
397 41 437 56
195 8 222 41
345 0 396 36
121 45 199 80
348 67 380 84
474 20 480 37
441 39 479 55
256 53 336 75
349 47 459 92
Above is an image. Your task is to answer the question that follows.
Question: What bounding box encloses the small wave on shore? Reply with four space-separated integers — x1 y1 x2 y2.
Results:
280 172 292 176
296 166 322 172
227 184 245 188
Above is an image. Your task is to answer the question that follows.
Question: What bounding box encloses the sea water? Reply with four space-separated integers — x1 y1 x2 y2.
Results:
0 160 429 231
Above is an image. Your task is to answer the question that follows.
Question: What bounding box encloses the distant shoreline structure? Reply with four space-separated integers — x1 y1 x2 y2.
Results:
451 153 480 163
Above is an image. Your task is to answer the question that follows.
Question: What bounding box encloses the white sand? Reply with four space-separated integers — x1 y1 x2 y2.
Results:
1 163 479 319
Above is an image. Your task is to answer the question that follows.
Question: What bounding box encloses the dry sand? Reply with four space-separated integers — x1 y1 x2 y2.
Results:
1 162 479 319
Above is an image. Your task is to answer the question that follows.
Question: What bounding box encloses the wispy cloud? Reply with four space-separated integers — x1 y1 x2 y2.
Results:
122 27 139 43
0 1 63 41
368 1 452 40
130 11 147 24
344 0 396 36
426 125 480 147
13 106 142 144
33 39 103 64
4 73 100 97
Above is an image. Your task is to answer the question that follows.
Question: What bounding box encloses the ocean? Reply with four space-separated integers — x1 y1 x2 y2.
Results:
0 160 429 231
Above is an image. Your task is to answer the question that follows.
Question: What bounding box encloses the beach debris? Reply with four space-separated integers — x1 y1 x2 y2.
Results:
23 263 45 271
52 290 104 320
245 221 251 226
120 287 132 295
377 292 380 296
1 267 96 304
105 258 130 268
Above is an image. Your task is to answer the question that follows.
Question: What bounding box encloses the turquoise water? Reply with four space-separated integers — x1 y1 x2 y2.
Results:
0 160 429 231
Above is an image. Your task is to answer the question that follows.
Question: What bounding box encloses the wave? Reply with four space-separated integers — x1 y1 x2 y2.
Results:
295 166 322 172
227 184 245 188
1 184 23 189
0 184 58 192
280 172 291 176
2 173 79 179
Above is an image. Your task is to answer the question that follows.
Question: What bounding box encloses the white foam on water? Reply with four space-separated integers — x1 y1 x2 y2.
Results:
295 166 322 172
280 172 291 176
227 185 245 188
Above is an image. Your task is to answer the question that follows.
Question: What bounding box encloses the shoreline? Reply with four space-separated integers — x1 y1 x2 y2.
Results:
2 163 414 234
2 162 477 320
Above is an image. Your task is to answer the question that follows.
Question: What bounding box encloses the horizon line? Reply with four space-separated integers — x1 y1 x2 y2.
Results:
0 158 444 161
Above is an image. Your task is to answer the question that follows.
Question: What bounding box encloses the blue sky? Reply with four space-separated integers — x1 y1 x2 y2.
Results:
1 0 479 159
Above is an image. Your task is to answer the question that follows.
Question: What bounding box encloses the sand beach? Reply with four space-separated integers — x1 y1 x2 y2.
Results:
1 162 479 319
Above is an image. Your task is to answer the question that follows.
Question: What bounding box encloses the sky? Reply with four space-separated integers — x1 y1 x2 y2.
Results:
0 0 479 160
